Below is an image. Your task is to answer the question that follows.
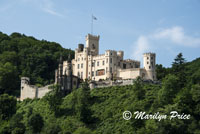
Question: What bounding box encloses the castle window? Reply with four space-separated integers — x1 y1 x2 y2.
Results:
111 53 112 55
92 71 94 76
92 62 95 67
92 44 95 49
106 58 108 63
97 61 99 66
78 64 79 69
151 57 153 60
110 58 112 63
81 63 83 68
102 61 105 65
78 58 80 61
147 57 149 60
77 72 80 77
106 67 108 73
149 66 151 69
110 67 112 73
96 69 105 76
151 62 153 65
147 62 149 64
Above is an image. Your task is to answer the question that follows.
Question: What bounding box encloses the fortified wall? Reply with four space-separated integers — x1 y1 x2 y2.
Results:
20 77 52 101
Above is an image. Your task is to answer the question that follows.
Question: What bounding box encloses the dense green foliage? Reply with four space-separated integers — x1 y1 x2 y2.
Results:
0 31 200 133
0 32 74 96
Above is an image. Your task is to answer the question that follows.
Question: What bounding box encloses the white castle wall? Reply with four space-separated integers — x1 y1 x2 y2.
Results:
20 82 52 101
37 85 52 98
20 84 37 101
117 68 141 79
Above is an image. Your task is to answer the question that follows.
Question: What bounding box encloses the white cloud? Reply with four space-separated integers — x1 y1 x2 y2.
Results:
153 26 200 47
132 36 150 61
131 26 200 62
40 0 64 18
18 0 64 18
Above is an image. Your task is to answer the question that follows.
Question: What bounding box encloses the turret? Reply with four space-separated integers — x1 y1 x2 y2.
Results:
66 54 72 76
143 53 156 70
143 53 156 80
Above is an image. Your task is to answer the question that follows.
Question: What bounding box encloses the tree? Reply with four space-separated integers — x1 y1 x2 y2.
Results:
27 113 44 134
0 94 17 120
75 81 93 124
44 85 63 116
156 64 168 80
9 113 25 134
43 123 61 134
0 62 19 95
172 53 186 88
158 74 179 105
132 77 145 100
73 127 94 134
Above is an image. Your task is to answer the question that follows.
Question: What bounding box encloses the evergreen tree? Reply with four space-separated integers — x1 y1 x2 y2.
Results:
172 53 186 88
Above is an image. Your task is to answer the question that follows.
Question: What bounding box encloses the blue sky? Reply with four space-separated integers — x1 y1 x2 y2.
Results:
0 0 200 67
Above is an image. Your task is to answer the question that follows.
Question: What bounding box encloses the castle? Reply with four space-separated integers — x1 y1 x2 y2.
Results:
20 34 156 101
71 34 156 81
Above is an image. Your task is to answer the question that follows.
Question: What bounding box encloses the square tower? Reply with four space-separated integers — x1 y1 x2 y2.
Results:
86 34 100 56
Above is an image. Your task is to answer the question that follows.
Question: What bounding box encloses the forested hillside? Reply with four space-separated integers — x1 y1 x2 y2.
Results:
0 32 74 96
0 32 200 134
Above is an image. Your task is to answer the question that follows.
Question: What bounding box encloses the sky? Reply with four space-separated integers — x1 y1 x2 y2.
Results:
0 0 200 67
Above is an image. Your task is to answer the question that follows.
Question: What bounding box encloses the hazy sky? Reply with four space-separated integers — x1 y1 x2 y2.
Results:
0 0 200 67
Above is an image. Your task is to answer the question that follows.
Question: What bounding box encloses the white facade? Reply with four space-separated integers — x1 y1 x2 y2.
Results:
67 34 156 81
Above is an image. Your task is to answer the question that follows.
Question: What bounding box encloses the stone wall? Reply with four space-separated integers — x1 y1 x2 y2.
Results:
89 79 134 89
20 83 52 101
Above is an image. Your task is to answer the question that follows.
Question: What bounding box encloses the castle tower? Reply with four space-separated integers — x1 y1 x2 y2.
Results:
20 77 31 101
66 55 72 91
21 77 30 89
143 53 156 80
86 34 100 56
57 56 63 88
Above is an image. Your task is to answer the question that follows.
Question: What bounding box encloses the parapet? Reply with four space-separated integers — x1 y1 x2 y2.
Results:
86 34 100 40
21 77 30 85
143 52 156 56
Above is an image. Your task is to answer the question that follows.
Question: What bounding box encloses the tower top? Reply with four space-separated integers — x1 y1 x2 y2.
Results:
86 34 100 41
143 52 156 56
